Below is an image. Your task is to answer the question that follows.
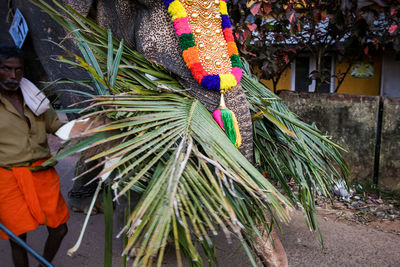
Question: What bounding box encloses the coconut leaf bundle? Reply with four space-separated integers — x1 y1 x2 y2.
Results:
31 0 348 266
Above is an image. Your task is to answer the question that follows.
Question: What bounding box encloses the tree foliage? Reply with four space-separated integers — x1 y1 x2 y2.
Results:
229 0 400 92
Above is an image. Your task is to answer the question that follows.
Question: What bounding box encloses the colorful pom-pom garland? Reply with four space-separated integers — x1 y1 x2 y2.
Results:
164 0 243 147
164 0 243 93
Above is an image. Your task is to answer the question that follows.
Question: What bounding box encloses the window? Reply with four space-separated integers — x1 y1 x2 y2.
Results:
290 55 335 93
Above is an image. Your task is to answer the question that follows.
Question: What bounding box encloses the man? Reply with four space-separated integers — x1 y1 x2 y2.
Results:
0 44 69 267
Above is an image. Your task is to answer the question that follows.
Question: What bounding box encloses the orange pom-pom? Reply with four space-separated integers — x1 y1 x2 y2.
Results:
227 42 239 56
182 46 201 68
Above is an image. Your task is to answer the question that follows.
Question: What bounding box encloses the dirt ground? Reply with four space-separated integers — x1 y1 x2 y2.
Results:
0 135 399 266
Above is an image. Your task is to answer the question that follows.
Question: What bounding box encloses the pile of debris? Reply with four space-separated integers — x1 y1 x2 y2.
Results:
314 183 400 233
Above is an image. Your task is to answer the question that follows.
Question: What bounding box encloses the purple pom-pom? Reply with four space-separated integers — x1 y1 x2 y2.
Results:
201 75 220 91
221 15 231 30
163 0 175 8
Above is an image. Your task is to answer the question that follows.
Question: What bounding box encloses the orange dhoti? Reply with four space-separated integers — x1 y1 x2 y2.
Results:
0 159 69 239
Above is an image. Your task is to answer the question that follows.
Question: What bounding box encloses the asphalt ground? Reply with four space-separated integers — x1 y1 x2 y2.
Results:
1 135 399 266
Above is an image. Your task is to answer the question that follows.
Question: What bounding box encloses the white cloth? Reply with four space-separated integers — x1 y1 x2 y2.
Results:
19 77 50 116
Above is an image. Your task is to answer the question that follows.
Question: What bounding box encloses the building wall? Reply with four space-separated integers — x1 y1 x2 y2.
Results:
381 54 400 97
335 57 381 96
260 68 291 92
261 56 382 96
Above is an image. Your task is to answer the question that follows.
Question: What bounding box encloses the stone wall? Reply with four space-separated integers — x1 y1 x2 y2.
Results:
279 91 384 186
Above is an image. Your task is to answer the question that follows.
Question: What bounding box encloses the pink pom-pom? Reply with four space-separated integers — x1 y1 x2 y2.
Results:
212 109 225 130
174 17 192 36
231 67 243 83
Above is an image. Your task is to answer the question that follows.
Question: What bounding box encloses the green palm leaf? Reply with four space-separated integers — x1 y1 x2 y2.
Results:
242 69 349 236
32 0 348 265
62 93 291 266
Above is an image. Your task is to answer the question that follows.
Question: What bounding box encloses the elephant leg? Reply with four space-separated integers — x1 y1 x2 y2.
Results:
68 127 120 214
224 86 254 162
68 154 103 214
255 229 288 267
225 88 288 267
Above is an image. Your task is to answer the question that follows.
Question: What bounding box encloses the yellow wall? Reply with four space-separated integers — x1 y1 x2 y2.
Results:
335 57 381 96
260 68 291 92
258 56 382 96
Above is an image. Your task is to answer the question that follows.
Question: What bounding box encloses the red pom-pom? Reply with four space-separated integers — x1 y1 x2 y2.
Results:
223 28 235 43
190 62 208 83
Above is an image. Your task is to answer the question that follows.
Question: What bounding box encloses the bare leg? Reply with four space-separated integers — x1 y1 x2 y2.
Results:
40 223 68 265
9 233 29 267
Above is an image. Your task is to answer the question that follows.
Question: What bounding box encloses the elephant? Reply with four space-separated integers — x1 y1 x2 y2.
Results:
0 0 287 266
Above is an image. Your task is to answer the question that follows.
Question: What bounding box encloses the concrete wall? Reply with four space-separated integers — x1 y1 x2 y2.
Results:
379 97 400 190
279 91 381 185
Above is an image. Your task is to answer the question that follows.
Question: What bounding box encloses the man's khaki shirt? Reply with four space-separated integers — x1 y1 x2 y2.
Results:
0 94 63 167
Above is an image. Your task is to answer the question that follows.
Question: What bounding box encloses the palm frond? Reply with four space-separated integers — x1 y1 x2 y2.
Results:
32 0 348 265
241 63 349 234
58 92 291 266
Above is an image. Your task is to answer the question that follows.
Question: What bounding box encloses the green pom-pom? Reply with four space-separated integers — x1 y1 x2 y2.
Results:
230 54 242 68
220 109 237 145
179 34 196 51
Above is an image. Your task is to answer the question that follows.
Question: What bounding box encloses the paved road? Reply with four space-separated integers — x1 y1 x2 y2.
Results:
1 135 399 266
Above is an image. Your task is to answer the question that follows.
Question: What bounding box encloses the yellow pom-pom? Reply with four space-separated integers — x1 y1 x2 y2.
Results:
219 1 228 15
220 74 237 92
231 111 242 148
169 1 187 21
